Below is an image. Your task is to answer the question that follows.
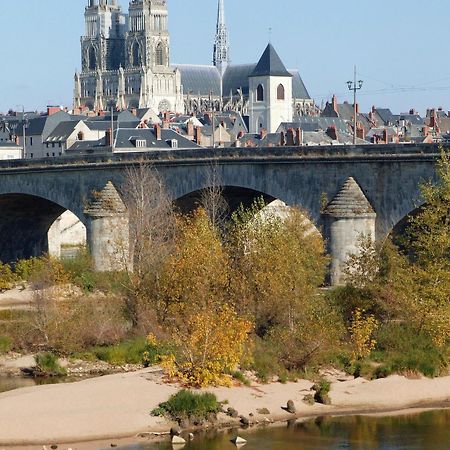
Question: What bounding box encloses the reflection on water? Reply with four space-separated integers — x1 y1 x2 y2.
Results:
0 375 88 394
122 409 450 450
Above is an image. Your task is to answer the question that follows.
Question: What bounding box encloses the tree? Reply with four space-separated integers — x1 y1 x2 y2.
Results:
121 162 176 328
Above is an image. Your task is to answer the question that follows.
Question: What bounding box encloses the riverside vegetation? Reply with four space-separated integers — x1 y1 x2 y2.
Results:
0 152 449 389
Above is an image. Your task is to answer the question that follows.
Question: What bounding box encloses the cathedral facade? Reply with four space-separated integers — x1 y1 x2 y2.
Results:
74 0 184 113
74 0 315 119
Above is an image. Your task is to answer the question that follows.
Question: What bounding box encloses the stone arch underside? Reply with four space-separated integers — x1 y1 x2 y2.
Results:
0 193 83 263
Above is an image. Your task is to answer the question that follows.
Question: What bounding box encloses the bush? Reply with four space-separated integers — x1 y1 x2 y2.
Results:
372 324 448 378
0 335 12 354
0 262 17 292
313 379 331 404
86 337 147 365
152 390 220 420
34 352 67 377
15 255 69 288
142 333 174 367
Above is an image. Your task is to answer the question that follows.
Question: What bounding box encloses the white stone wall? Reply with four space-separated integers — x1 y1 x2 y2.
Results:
249 75 293 133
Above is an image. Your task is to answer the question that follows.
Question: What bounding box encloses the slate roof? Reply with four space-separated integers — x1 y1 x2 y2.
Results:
113 128 201 150
250 44 292 78
278 117 349 134
176 62 310 100
174 64 222 96
323 177 375 217
45 121 80 142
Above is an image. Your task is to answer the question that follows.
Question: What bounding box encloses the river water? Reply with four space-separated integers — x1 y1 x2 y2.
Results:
126 410 450 450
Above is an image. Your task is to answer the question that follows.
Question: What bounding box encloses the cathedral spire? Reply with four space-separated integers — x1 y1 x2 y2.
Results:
213 0 229 77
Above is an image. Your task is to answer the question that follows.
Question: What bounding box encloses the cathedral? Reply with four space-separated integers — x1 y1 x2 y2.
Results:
74 0 315 123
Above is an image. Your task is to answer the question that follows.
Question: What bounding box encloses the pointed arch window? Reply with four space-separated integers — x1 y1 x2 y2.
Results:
256 84 264 102
156 42 164 66
88 46 97 71
277 84 285 100
132 41 141 67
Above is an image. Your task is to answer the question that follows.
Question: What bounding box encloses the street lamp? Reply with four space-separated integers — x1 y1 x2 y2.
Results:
347 66 363 145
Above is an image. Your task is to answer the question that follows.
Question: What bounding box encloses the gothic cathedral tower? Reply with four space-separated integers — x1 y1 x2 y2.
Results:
80 0 126 72
126 0 170 69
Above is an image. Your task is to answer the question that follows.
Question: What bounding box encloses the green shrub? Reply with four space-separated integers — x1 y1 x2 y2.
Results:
15 256 69 288
313 379 331 404
34 352 67 377
0 335 12 354
83 337 147 365
231 370 251 386
0 262 17 292
142 334 174 367
152 390 220 419
372 324 448 378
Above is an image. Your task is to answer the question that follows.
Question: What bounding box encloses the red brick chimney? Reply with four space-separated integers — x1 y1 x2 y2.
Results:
47 106 60 116
237 131 245 139
154 124 162 140
430 109 437 129
187 120 194 137
332 95 338 113
295 128 303 146
356 124 365 141
105 128 113 146
194 126 202 146
326 125 338 141
286 128 295 146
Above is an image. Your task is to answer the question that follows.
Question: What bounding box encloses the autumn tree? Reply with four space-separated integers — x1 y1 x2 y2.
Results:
121 162 176 328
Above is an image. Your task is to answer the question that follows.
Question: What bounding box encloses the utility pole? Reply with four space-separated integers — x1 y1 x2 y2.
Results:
347 66 363 145
22 106 27 159
111 105 114 151
210 90 216 149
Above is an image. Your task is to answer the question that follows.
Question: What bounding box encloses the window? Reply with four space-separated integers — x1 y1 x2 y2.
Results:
135 139 146 148
132 41 141 67
170 139 178 149
156 42 164 66
88 46 96 70
29 137 33 146
277 84 285 100
256 84 264 102
77 132 84 141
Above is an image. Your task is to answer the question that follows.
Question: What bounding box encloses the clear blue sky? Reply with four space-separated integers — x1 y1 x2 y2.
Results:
1 0 450 115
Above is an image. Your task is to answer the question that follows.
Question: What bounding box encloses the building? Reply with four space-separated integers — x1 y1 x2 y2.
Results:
74 0 314 132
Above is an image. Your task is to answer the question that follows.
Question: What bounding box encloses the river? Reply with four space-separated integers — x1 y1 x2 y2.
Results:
125 409 450 450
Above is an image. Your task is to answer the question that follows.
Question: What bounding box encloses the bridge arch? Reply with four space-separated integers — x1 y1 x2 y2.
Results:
0 193 86 263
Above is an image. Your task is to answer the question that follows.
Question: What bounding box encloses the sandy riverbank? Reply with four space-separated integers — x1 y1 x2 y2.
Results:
0 368 449 448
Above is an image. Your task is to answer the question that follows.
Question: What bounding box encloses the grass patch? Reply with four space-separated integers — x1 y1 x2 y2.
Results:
73 337 147 365
231 370 251 386
34 352 67 377
313 379 331 404
0 335 12 354
152 390 220 419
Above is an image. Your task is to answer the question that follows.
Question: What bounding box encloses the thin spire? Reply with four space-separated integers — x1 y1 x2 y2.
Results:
213 0 230 77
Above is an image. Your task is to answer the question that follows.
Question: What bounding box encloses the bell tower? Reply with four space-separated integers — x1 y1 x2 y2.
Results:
126 0 170 69
81 0 126 72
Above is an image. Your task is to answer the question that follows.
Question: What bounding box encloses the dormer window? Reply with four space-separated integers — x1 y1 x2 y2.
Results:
135 139 146 148
256 84 264 102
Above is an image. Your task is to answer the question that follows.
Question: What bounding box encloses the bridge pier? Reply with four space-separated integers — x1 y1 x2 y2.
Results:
322 177 376 286
84 181 130 272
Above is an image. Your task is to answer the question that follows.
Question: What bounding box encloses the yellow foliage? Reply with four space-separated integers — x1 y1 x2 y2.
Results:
349 308 379 360
164 304 253 387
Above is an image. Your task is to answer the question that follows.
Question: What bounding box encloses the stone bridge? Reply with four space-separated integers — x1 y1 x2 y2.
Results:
0 144 444 284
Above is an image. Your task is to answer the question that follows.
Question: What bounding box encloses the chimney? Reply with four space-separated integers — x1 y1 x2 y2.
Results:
154 124 161 141
356 124 365 141
237 131 245 139
131 108 137 116
332 94 338 113
286 128 295 146
194 126 202 146
295 128 303 146
382 129 389 144
372 105 376 113
187 120 194 137
430 109 437 129
47 106 60 116
259 128 267 140
423 125 429 136
280 131 286 146
326 125 338 141
105 128 113 147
